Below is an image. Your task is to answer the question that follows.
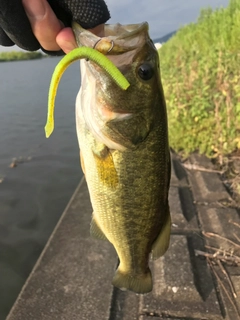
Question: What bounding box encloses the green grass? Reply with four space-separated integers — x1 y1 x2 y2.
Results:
159 0 240 158
0 51 43 62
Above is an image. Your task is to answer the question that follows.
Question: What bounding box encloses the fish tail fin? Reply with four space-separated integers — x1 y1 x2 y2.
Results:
112 268 152 294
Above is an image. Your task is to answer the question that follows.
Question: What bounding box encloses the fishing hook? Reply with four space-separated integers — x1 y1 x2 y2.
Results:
107 40 114 53
86 39 114 61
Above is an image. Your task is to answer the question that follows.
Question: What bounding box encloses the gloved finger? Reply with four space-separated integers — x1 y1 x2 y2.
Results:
0 0 40 51
0 27 14 46
48 0 110 29
22 0 63 52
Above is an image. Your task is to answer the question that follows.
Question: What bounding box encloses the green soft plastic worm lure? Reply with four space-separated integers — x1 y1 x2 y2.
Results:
45 47 130 138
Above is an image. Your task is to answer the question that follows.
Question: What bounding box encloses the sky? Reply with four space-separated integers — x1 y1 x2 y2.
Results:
106 0 229 39
0 0 229 52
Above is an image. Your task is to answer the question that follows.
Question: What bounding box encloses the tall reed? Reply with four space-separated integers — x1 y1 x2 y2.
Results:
159 0 240 157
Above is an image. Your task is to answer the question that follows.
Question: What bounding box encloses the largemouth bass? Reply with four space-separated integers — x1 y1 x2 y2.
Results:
74 22 171 294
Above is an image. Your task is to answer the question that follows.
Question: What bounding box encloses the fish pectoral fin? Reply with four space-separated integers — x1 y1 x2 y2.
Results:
112 267 152 294
90 217 108 241
151 207 171 260
92 147 118 188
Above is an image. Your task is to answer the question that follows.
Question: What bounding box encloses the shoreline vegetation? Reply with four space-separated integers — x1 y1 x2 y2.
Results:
159 0 240 201
159 0 240 159
0 51 44 62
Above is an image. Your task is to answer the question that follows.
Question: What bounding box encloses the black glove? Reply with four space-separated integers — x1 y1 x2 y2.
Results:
0 0 110 54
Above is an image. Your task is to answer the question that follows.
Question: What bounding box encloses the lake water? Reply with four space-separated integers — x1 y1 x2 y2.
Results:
0 57 83 319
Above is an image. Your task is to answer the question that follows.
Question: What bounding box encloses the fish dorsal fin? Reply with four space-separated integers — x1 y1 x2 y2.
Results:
90 217 108 241
151 207 171 260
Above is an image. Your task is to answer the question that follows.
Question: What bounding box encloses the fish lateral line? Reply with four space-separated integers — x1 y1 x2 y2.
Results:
45 47 131 138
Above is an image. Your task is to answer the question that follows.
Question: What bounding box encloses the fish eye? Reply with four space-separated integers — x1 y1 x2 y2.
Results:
137 63 154 80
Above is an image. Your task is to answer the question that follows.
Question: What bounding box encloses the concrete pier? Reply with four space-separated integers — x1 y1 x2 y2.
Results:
6 153 240 320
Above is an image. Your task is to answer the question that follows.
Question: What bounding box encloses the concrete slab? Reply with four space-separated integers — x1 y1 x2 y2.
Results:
6 154 240 320
6 179 117 320
197 206 240 249
169 187 199 233
140 318 209 320
110 288 139 320
187 154 231 203
141 235 222 320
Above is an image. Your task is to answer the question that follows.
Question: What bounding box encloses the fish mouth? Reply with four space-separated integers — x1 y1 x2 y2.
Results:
72 22 149 55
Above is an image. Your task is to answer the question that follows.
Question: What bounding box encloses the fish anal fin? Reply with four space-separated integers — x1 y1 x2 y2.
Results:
151 208 171 260
112 267 152 294
90 217 108 241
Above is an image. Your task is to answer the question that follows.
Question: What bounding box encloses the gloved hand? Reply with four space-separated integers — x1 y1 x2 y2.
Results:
0 0 110 54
